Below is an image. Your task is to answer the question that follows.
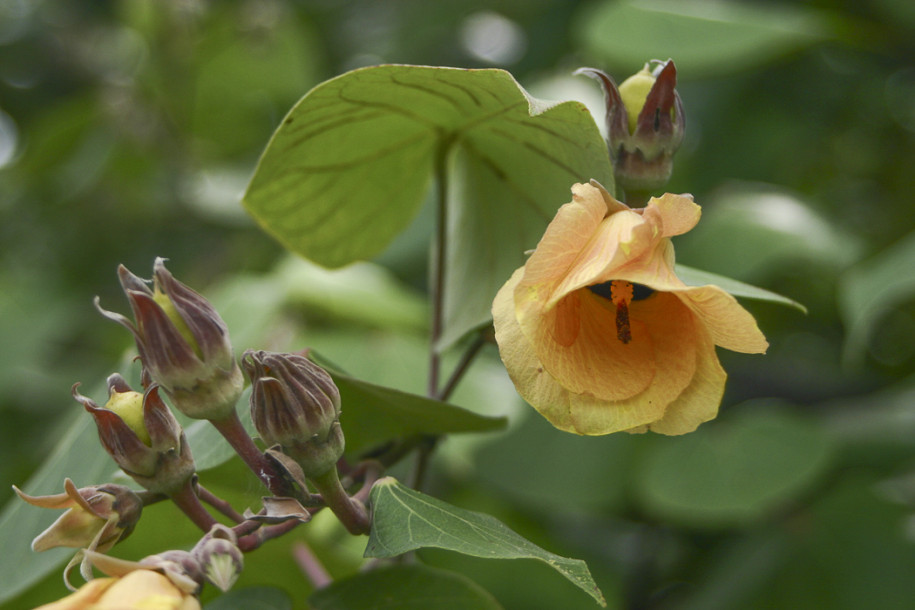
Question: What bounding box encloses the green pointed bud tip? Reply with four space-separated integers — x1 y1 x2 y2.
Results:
618 66 655 135
151 289 201 358
104 391 151 446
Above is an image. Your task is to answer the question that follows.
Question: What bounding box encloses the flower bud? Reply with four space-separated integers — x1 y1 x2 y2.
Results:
13 478 142 555
95 258 244 421
242 350 344 479
192 524 243 592
576 60 685 193
75 375 195 495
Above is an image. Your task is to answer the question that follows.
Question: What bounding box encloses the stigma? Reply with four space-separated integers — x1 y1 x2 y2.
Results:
609 280 633 344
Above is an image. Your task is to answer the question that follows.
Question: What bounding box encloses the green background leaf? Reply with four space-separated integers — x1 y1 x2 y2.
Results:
204 586 292 610
243 64 612 349
309 564 504 610
332 374 507 459
635 405 834 527
579 0 830 76
365 477 606 606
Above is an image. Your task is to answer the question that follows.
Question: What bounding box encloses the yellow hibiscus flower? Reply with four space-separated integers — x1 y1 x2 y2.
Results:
492 181 768 435
34 569 200 610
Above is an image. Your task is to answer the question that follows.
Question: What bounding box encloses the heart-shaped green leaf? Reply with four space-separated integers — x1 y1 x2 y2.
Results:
243 65 613 350
365 477 606 607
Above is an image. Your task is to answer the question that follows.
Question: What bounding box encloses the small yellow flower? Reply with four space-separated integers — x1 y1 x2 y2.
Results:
492 182 768 435
13 479 141 554
33 569 200 610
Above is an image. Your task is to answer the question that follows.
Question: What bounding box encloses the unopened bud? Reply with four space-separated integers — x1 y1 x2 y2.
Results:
242 350 344 479
95 258 244 421
75 376 195 495
192 524 243 592
576 60 685 193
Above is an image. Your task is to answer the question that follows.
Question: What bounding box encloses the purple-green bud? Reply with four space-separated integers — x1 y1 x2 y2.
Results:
75 375 195 495
95 258 244 421
242 350 344 479
576 60 685 193
192 524 243 592
13 478 142 554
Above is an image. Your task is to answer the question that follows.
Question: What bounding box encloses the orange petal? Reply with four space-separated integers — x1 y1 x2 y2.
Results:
530 289 656 402
673 285 769 353
519 183 609 288
646 326 727 435
567 292 700 434
96 570 199 610
546 210 653 307
493 268 576 432
34 578 117 609
643 192 701 237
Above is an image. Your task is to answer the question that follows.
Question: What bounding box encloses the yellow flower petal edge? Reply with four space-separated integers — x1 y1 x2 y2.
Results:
493 182 768 436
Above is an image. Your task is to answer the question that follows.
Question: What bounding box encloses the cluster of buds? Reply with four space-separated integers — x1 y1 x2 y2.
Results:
17 257 374 607
577 60 685 195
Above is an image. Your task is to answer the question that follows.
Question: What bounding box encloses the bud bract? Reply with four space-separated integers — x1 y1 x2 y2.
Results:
576 60 685 193
14 478 142 555
95 257 244 421
242 350 344 479
75 375 195 495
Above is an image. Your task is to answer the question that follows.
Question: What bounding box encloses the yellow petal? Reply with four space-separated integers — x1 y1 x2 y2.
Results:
528 289 656 402
493 268 576 432
96 570 200 610
567 292 700 434
34 578 116 609
673 285 769 353
646 325 727 435
519 183 610 288
643 192 701 237
544 210 652 308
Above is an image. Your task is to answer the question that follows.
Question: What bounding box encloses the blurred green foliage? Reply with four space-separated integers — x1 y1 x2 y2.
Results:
2 0 915 608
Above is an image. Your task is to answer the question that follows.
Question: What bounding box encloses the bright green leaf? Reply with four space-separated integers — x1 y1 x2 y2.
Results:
579 0 830 77
309 564 503 610
365 477 606 607
636 404 834 528
333 374 507 459
676 264 807 313
243 64 612 349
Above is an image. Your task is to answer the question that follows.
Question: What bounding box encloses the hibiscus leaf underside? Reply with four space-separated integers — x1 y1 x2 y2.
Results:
365 477 607 607
243 65 613 351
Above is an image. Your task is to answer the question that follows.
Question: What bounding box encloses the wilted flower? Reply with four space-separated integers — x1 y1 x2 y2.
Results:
577 60 685 193
74 375 195 495
492 181 768 436
242 350 344 479
34 568 201 610
13 479 141 556
95 257 243 421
